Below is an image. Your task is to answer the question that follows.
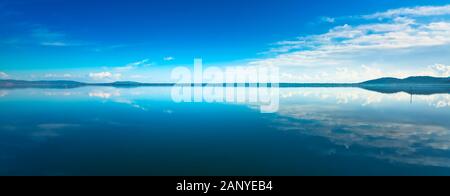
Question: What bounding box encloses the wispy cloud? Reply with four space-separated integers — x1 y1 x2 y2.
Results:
164 56 175 61
31 26 83 47
40 42 69 47
250 4 450 82
256 18 450 67
1 24 87 47
83 59 154 82
44 73 73 78
114 59 152 71
363 4 450 19
89 72 121 81
320 16 335 23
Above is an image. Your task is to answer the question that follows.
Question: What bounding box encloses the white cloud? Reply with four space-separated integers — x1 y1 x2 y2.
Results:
364 4 450 19
164 56 174 61
250 5 450 82
0 71 8 78
279 64 407 83
44 73 73 78
429 64 450 77
41 42 68 47
255 19 450 67
89 72 121 80
321 16 335 23
115 59 152 71
130 59 150 66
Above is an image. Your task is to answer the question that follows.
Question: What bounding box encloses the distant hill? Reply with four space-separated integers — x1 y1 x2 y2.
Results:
359 76 450 95
0 80 86 89
1 76 449 95
0 80 173 88
361 76 450 85
96 81 174 87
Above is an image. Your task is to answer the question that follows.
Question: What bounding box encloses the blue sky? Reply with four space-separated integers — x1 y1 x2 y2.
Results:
1 0 450 82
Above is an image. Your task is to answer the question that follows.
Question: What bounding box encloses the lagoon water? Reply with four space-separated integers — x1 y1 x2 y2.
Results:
1 87 450 175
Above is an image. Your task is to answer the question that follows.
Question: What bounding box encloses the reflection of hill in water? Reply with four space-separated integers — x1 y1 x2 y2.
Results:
359 84 450 95
280 84 450 95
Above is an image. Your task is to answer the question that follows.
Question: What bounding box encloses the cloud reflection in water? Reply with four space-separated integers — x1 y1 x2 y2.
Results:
274 88 450 167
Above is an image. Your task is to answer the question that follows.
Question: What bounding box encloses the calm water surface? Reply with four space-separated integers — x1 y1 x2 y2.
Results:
0 87 450 175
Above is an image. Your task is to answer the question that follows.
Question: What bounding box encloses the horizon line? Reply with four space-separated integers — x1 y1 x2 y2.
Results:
1 75 449 85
